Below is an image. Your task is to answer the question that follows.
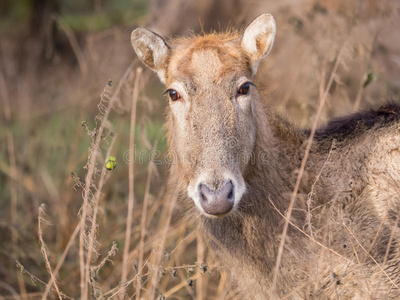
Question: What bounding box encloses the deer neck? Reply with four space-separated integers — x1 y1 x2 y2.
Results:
199 109 307 293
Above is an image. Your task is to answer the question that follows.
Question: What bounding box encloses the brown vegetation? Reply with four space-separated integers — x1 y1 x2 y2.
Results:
1 0 399 299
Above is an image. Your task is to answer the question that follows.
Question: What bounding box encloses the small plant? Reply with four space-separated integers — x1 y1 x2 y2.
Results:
105 156 117 170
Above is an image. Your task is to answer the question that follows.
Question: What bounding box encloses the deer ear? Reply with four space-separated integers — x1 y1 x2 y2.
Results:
241 14 276 74
131 28 170 84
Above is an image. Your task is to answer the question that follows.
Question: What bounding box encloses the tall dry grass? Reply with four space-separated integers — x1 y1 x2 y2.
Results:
0 0 399 299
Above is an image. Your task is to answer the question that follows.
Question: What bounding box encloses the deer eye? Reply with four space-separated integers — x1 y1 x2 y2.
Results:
237 82 251 96
165 89 181 101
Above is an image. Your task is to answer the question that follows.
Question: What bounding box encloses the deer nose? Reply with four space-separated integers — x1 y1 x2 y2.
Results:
199 181 234 215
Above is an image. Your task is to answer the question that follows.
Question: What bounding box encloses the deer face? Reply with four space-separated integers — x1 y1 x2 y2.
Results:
131 14 276 216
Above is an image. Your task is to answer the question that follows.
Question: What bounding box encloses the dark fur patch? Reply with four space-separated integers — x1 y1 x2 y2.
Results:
311 103 400 142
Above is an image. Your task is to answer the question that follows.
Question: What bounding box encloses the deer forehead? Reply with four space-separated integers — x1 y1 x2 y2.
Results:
190 50 223 83
167 39 250 87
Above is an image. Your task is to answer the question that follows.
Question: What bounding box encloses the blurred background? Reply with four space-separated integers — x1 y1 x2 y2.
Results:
1 0 399 298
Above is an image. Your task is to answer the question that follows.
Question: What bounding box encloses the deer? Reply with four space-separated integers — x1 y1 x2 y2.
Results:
131 14 400 299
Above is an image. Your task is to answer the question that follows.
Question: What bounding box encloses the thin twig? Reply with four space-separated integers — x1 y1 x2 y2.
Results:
163 269 211 298
0 160 44 198
342 224 372 295
342 223 400 291
148 190 179 299
38 205 63 300
372 212 400 297
307 139 336 290
80 64 134 299
121 67 143 284
105 253 154 298
42 219 80 298
15 262 73 300
270 194 400 295
271 43 347 291
268 197 350 263
136 138 159 299
0 280 22 300
0 70 27 298
327 230 340 299
85 135 117 285
52 14 88 78
196 233 205 300
353 25 380 111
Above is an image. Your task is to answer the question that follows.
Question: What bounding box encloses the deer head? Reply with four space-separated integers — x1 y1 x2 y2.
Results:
131 14 276 216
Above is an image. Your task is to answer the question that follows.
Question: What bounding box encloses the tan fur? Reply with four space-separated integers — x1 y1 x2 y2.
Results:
131 14 400 299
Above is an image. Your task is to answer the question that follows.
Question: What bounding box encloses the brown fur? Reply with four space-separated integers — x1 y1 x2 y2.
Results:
131 15 400 299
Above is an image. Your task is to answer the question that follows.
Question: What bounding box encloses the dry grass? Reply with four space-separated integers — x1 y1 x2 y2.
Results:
271 41 347 291
0 0 400 299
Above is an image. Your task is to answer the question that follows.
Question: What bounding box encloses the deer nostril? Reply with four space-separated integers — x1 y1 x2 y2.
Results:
200 188 207 202
227 182 234 201
198 180 234 215
228 190 233 200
